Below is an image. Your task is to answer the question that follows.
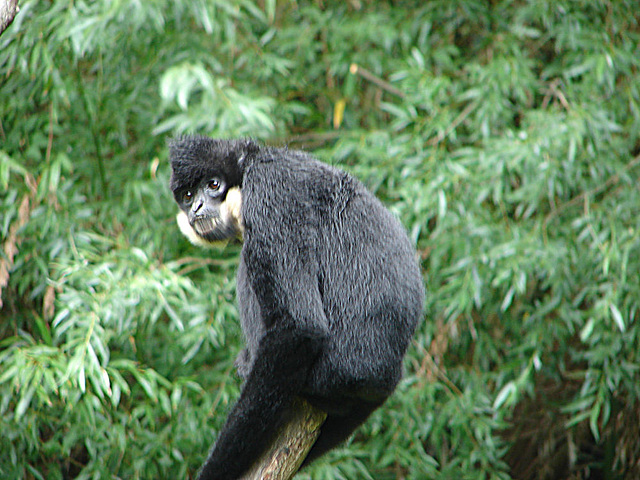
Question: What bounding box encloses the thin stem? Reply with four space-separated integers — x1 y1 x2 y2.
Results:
75 63 107 193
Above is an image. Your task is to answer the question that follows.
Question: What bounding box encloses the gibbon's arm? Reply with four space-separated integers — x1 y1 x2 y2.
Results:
240 162 332 334
198 227 329 480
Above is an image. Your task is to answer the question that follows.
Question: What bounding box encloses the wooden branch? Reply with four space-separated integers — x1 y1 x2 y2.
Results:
426 100 478 146
349 63 406 99
241 399 327 480
542 153 640 243
0 0 19 37
0 173 37 309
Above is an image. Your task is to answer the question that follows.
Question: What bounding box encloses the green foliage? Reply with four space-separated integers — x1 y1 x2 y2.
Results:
1 0 640 479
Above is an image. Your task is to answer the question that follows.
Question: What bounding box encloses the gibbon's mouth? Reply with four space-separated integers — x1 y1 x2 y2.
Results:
192 215 240 242
194 217 219 236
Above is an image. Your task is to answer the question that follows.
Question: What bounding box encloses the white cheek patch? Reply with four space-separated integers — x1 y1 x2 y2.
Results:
222 187 244 234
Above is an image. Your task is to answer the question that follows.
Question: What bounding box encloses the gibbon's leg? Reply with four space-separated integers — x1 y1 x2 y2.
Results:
198 327 324 480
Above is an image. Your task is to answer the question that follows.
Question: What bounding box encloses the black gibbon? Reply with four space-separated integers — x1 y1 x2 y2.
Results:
169 136 424 480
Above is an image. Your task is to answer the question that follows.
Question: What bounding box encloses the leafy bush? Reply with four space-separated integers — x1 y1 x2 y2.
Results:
1 1 639 479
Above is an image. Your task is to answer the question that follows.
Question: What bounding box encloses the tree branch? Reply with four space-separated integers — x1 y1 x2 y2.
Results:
0 0 19 37
349 63 406 99
241 399 326 480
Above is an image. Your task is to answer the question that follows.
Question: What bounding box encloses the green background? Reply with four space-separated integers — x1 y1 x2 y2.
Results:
1 1 639 479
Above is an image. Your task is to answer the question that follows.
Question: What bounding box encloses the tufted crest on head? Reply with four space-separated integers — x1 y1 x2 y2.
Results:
168 136 258 194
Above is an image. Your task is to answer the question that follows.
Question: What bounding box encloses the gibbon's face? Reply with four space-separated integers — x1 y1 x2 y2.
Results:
173 177 243 247
169 135 246 247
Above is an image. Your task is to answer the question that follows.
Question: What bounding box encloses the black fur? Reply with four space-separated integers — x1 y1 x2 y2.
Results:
169 136 424 480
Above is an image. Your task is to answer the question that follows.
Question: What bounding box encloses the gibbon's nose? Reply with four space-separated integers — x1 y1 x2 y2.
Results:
191 193 205 216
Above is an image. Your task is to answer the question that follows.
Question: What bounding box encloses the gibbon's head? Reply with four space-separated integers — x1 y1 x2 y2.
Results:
169 135 257 247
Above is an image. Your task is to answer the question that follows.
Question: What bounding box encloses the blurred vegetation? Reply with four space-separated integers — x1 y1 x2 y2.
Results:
1 1 640 479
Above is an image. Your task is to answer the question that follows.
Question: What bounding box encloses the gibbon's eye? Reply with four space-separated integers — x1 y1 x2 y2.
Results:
182 190 193 205
208 179 221 191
